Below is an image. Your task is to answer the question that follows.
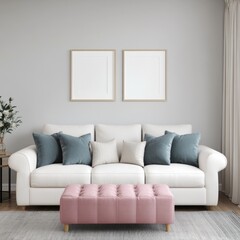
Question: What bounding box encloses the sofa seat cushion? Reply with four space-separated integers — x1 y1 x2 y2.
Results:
92 163 144 184
31 164 92 187
43 124 94 140
144 163 204 188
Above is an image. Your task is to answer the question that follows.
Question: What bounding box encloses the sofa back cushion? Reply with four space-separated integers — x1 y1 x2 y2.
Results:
142 124 192 139
95 124 141 157
43 124 94 140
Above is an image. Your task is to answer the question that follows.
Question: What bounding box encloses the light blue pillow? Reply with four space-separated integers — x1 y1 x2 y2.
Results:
33 132 62 168
59 133 91 165
144 133 175 165
165 131 201 167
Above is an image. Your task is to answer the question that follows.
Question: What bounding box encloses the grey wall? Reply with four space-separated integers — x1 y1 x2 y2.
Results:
0 0 224 183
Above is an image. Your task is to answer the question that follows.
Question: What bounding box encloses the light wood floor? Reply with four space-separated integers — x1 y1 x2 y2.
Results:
0 191 240 214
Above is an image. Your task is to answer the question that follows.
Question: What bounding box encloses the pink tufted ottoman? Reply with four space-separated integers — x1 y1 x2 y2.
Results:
60 184 174 232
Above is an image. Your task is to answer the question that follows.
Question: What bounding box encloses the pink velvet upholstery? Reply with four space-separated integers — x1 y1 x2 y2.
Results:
60 184 174 225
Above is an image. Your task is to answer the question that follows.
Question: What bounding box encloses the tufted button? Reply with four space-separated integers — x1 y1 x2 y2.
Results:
152 185 157 197
79 186 84 197
134 185 138 197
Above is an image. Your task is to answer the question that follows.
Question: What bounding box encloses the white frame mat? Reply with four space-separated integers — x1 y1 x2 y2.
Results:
123 50 166 101
70 50 116 101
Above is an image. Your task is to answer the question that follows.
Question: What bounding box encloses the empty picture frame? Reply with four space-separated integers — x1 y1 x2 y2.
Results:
70 50 116 101
123 50 166 101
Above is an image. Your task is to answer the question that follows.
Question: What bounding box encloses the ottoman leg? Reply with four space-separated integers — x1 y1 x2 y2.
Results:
64 224 69 232
166 224 170 232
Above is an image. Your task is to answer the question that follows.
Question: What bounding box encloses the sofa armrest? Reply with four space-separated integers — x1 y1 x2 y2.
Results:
8 145 37 206
9 145 37 174
198 145 227 205
198 145 227 173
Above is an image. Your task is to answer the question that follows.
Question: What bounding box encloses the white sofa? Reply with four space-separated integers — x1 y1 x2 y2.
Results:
9 124 227 206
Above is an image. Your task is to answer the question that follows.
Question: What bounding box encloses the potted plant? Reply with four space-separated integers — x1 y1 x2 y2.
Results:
0 96 22 154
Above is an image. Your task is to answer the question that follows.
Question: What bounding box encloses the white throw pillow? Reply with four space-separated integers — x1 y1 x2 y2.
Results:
120 141 146 167
91 139 119 167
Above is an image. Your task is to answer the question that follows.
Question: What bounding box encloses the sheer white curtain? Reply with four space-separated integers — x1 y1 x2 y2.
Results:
222 0 240 205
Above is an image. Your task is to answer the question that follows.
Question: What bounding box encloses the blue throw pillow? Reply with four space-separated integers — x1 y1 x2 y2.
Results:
165 131 201 167
33 132 62 168
59 133 91 165
144 133 175 165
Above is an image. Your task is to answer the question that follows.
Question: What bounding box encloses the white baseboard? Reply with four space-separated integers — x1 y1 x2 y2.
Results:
2 184 16 191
